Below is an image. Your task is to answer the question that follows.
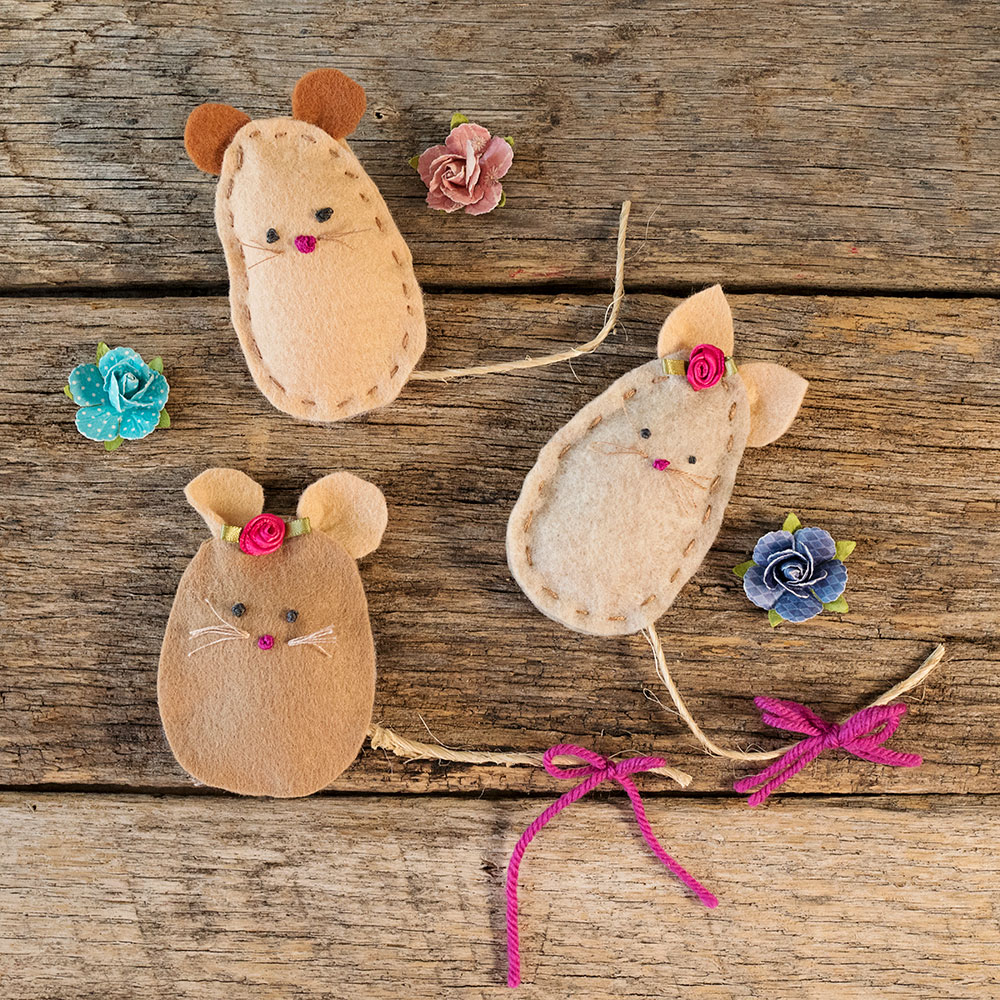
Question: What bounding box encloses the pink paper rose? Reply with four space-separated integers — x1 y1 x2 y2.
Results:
686 343 727 391
417 122 513 216
239 513 286 556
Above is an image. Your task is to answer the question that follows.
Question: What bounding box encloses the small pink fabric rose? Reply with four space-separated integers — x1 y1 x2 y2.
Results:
239 513 286 556
417 122 513 216
686 343 727 391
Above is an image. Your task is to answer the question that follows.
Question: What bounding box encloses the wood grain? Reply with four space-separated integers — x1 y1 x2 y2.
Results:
1 1 999 291
1 791 998 998
2 291 996 794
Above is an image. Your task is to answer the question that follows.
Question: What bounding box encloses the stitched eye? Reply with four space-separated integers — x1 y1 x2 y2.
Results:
232 603 246 617
315 207 333 222
286 610 298 623
640 428 651 439
265 228 279 243
688 455 697 464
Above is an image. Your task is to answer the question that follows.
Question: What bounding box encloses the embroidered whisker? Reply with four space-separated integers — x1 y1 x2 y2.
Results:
247 252 284 270
187 633 248 656
288 621 338 655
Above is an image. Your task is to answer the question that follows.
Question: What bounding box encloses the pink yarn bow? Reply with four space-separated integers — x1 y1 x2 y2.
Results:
505 744 717 989
733 699 923 808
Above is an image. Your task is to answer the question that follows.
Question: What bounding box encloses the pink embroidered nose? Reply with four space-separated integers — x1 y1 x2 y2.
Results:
652 459 670 471
294 235 317 254
257 634 274 651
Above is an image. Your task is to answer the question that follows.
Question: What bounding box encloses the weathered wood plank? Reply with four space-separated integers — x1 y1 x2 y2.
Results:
1 292 997 794
1 1 999 291
1 792 998 998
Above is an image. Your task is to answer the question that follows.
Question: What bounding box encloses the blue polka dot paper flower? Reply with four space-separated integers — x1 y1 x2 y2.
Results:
734 513 856 627
64 343 170 452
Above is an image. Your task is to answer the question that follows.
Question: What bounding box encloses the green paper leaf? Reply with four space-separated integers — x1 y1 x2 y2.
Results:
104 435 124 452
450 112 470 129
497 191 506 209
504 135 514 148
148 356 164 374
835 539 857 561
822 595 849 614
156 409 171 429
408 154 420 170
767 609 784 628
733 560 754 579
95 342 110 362
781 512 802 533
63 384 74 399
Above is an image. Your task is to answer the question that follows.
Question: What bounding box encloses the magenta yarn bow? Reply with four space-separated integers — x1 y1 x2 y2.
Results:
505 744 717 989
733 699 923 808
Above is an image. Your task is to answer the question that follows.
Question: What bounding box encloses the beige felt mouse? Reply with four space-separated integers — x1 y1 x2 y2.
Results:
507 285 808 637
184 69 426 422
158 468 387 797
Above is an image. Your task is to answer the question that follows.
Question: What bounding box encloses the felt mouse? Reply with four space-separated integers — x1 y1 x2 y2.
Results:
507 285 808 637
184 69 426 423
157 467 387 797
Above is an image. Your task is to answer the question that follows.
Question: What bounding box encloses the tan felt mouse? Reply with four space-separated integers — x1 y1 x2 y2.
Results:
184 69 426 422
158 468 387 797
507 286 807 637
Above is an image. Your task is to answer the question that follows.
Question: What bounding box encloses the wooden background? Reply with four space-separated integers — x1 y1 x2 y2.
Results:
1 2 998 996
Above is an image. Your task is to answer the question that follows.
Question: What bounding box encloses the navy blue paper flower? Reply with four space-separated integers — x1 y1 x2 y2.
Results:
65 343 170 452
735 514 855 626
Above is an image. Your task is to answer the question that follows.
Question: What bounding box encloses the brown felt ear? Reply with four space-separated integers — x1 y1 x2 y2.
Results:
297 473 387 559
185 103 251 174
740 362 808 447
185 468 265 536
291 68 367 140
657 284 735 358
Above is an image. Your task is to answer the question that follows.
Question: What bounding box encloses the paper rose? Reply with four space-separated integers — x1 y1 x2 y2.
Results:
686 343 726 390
413 113 513 216
65 343 170 452
239 513 286 556
734 513 855 626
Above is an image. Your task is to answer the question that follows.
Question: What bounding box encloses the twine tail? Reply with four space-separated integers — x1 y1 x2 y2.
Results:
643 624 945 766
411 200 631 381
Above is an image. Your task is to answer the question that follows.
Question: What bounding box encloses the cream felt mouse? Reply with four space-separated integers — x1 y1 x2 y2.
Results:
507 286 808 637
184 69 426 423
157 468 387 797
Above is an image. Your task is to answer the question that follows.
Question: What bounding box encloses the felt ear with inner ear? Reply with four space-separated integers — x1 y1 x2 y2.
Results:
184 103 252 175
657 284 734 358
291 67 367 140
740 362 808 447
185 467 264 536
297 472 388 560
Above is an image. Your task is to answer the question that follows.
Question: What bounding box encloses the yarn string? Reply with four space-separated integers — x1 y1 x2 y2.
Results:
643 624 944 764
505 744 717 989
410 200 631 381
732 700 923 807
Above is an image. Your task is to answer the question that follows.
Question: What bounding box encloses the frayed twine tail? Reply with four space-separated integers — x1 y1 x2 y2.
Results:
365 721 692 788
410 200 631 381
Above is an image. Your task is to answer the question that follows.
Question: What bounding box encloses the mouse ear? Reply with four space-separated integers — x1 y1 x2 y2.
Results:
291 68 367 141
740 362 808 447
185 103 251 174
185 468 265 537
657 285 734 359
297 472 387 560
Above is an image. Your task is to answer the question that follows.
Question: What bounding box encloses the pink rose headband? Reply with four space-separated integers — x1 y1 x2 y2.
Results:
220 513 311 556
